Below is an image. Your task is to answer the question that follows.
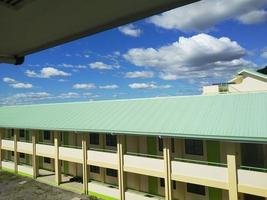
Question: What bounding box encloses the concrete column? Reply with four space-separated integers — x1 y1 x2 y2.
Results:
32 131 38 178
118 135 126 200
14 129 18 173
0 129 2 169
82 133 89 194
227 144 238 200
163 137 172 200
54 131 61 185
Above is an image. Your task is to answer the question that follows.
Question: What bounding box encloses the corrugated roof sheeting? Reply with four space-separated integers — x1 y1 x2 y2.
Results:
0 92 267 142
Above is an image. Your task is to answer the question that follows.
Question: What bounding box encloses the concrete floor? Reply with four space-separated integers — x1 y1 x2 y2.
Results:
1 161 164 200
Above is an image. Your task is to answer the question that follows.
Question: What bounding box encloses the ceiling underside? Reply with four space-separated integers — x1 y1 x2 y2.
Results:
0 0 198 64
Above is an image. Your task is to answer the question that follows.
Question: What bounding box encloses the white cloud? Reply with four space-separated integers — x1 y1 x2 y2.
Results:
89 61 120 70
3 77 16 84
99 84 119 89
129 82 172 89
125 71 154 79
237 9 267 24
10 83 33 89
118 24 142 37
58 63 87 69
73 83 96 89
25 67 71 78
261 49 267 58
148 0 267 32
3 77 33 89
124 33 256 80
57 92 80 99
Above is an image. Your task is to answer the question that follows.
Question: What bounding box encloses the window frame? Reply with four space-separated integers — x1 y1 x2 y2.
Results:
106 168 118 177
43 130 51 141
106 134 117 147
185 139 204 156
90 133 100 145
90 165 100 174
187 183 206 196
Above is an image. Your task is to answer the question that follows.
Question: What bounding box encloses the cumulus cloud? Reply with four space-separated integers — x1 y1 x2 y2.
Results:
261 49 267 58
3 77 16 84
129 82 172 89
125 71 154 79
237 9 267 24
148 0 267 32
89 61 120 70
118 24 142 37
2 77 33 89
25 67 71 78
73 83 96 89
124 33 256 80
99 84 119 89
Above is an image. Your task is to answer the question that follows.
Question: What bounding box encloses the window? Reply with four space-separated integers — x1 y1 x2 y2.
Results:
185 139 203 156
106 169 117 177
19 129 25 138
106 134 117 147
171 138 175 153
20 153 25 159
90 133 99 145
160 178 165 187
158 138 163 152
187 183 205 195
90 165 100 174
173 181 176 190
44 131 51 141
44 157 51 164
11 151 14 156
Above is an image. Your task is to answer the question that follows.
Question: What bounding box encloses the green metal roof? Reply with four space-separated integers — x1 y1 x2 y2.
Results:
0 92 267 142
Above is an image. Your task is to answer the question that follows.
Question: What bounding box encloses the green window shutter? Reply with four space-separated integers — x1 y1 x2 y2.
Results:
147 137 157 155
63 132 69 145
207 141 222 200
63 161 69 174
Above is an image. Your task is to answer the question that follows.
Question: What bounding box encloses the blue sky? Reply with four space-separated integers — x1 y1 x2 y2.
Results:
1 0 267 105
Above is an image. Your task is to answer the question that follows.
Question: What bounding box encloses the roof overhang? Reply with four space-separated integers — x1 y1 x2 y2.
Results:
0 0 199 65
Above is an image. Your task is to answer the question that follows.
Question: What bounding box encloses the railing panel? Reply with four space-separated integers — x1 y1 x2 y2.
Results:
59 146 83 163
171 160 228 189
238 169 267 191
36 143 54 158
1 139 14 151
124 154 164 177
18 164 33 176
87 150 117 169
17 141 33 154
2 160 14 170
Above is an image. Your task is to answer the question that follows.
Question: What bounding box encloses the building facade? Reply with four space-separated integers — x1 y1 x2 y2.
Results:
0 70 267 200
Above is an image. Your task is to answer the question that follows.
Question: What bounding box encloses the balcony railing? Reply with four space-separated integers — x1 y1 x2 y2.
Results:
89 147 117 153
61 144 82 149
126 151 163 159
173 157 227 167
240 165 267 173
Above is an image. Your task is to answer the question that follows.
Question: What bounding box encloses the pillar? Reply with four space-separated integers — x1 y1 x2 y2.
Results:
118 135 126 200
82 133 89 194
14 129 18 173
32 131 38 178
54 131 61 185
227 144 238 200
163 137 172 200
0 129 2 169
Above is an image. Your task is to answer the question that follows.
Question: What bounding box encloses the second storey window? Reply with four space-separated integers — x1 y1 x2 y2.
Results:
19 129 25 138
44 131 51 141
185 139 203 156
106 169 117 177
106 134 117 147
158 138 163 152
90 133 99 145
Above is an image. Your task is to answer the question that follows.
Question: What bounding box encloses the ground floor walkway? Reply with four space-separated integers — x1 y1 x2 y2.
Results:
1 160 164 200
